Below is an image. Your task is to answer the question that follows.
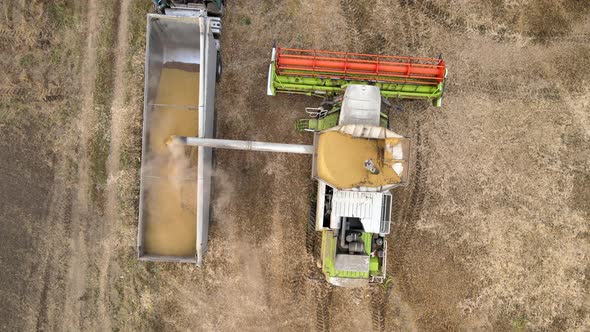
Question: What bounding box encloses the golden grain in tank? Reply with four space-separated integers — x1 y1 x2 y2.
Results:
143 67 200 257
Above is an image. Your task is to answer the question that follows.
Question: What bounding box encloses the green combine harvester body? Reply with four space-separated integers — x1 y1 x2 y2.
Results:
267 46 447 287
302 86 399 287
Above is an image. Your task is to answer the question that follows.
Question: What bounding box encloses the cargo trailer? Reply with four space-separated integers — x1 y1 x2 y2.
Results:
137 3 221 265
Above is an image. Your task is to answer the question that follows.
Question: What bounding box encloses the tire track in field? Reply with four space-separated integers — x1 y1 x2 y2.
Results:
61 0 99 330
30 158 74 331
409 0 590 45
289 196 319 304
339 0 379 53
370 284 391 332
387 119 427 280
99 0 131 329
305 197 317 256
447 80 562 102
314 282 333 332
398 0 422 52
0 1 10 25
0 28 36 49
406 122 428 225
0 86 27 100
379 118 428 332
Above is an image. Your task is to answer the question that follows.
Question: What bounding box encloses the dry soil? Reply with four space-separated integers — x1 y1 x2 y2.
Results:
1 0 589 331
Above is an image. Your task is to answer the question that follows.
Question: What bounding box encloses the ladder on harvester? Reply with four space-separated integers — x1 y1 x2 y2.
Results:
296 107 332 132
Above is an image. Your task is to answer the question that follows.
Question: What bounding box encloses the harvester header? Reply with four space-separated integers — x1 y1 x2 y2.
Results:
268 46 447 106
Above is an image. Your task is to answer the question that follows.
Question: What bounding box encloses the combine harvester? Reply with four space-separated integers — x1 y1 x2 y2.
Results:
137 4 447 285
266 47 447 286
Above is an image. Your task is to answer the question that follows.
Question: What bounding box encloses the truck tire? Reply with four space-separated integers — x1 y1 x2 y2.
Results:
211 110 218 170
216 51 222 82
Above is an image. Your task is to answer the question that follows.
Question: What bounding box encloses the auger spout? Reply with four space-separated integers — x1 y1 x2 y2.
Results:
170 136 315 154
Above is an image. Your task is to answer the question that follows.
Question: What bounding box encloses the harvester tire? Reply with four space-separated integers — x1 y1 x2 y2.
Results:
306 199 317 256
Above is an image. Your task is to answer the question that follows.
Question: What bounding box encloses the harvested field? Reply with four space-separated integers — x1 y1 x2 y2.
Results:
0 0 588 331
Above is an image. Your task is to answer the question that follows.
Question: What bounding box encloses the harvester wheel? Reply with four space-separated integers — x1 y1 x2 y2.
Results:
320 99 335 110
